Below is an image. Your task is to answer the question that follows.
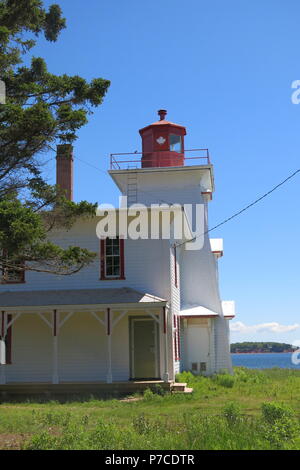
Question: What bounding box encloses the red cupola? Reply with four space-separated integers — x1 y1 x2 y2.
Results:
139 110 186 168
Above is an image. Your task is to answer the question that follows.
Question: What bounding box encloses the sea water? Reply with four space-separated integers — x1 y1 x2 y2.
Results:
231 352 300 369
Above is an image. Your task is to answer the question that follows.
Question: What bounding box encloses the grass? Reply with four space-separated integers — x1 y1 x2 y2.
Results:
0 367 300 450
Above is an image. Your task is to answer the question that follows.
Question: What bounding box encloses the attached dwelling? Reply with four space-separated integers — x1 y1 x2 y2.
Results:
0 110 235 395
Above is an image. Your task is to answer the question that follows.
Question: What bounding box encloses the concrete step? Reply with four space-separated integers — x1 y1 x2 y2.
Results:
171 382 187 392
171 382 193 394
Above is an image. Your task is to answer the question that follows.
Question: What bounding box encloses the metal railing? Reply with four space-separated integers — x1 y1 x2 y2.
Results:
110 149 210 170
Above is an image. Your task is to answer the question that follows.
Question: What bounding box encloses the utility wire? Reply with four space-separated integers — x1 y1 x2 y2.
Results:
175 168 300 248
51 149 300 241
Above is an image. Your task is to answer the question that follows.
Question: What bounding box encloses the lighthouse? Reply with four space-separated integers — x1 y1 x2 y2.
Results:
0 110 234 390
109 110 234 375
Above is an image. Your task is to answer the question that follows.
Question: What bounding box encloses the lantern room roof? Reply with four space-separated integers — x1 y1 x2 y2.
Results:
139 110 186 134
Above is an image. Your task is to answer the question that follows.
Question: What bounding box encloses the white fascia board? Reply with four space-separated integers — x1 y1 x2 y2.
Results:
222 300 236 319
180 305 219 318
210 238 224 258
109 165 215 193
1 301 168 313
210 238 223 252
96 206 183 215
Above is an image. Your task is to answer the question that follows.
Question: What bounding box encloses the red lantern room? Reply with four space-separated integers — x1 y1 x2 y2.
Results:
139 110 186 168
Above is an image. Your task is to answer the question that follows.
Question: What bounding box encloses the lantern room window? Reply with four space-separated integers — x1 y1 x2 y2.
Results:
170 134 182 152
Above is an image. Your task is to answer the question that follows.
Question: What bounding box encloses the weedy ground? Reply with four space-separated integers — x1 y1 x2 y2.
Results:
0 367 300 450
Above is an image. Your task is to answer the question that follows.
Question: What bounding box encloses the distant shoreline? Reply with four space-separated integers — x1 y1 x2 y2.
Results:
232 351 294 354
230 342 297 354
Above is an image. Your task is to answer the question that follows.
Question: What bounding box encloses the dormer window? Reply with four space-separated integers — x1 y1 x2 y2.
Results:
100 237 125 280
170 134 182 152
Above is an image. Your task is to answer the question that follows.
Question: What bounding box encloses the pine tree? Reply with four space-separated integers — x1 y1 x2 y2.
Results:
0 0 110 277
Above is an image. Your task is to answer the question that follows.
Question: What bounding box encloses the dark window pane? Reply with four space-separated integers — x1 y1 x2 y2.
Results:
113 245 120 256
112 265 120 276
106 266 113 276
106 245 113 255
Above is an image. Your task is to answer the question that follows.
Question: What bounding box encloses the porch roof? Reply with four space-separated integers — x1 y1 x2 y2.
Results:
179 305 220 318
0 287 167 310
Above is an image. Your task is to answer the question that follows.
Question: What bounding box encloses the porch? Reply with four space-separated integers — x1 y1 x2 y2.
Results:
0 380 174 401
0 288 174 389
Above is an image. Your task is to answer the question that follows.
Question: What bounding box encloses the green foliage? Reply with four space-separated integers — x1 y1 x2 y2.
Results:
32 409 71 428
234 367 267 384
132 414 156 434
214 373 235 388
261 402 299 449
143 388 155 401
0 0 110 276
0 195 97 275
222 401 242 424
261 402 294 424
175 371 196 384
152 384 166 396
1 369 300 450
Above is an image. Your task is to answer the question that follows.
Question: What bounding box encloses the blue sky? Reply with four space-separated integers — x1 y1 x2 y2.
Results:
33 0 300 343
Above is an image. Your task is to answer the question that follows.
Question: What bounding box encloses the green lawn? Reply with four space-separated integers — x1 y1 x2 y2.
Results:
1 367 300 450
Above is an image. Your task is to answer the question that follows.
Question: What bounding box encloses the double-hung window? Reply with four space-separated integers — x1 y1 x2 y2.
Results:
100 237 125 280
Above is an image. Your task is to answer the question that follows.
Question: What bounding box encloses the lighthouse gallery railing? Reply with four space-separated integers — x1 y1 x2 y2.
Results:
110 149 210 170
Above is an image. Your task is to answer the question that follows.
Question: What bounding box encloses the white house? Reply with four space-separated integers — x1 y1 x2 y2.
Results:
0 110 235 395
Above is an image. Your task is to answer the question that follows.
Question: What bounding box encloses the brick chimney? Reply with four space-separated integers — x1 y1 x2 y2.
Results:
56 144 74 201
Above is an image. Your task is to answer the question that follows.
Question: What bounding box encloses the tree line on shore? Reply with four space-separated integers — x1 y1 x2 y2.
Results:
230 342 298 353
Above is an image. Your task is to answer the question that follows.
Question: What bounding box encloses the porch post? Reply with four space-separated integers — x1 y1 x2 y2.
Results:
163 306 169 382
52 309 59 384
106 308 112 383
0 311 6 384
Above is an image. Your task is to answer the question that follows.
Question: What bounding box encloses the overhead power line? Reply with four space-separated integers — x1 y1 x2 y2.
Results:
175 167 300 248
51 147 300 243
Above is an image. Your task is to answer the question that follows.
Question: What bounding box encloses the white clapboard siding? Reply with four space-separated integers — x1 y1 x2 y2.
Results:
6 309 166 383
6 314 52 383
0 219 172 303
